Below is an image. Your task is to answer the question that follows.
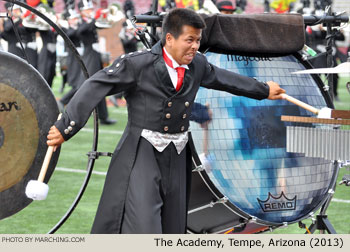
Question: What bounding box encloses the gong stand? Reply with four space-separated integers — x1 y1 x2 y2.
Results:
0 0 112 234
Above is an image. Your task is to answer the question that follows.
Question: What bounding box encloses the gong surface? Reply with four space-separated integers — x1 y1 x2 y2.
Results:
0 51 60 220
0 83 39 191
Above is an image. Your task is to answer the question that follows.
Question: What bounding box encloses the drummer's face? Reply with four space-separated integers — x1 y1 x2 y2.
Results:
166 25 202 66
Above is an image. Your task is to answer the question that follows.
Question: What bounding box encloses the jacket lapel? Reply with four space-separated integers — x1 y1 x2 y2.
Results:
177 65 194 95
153 57 176 94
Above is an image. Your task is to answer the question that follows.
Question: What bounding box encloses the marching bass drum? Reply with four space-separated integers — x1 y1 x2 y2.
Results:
0 51 60 219
188 52 335 233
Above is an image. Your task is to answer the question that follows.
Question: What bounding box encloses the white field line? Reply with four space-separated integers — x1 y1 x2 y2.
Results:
110 109 127 115
54 167 350 203
81 127 123 135
55 167 107 176
331 198 350 204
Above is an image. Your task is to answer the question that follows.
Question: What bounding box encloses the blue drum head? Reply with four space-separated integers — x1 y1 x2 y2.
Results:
190 52 336 225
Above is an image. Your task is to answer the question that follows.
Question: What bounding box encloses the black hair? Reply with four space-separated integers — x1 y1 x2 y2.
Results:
161 8 206 45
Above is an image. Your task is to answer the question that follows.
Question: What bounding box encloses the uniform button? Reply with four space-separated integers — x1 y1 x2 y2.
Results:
166 113 171 119
185 101 190 107
108 69 113 73
182 114 187 119
68 126 73 132
168 102 172 107
116 63 120 68
181 126 185 131
164 126 169 132
64 129 69 135
70 121 75 126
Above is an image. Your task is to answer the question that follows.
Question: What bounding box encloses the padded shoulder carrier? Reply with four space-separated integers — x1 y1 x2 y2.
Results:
200 13 305 55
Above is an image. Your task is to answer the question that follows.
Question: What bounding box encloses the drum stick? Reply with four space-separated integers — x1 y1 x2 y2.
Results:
37 113 62 182
37 146 54 182
281 94 320 115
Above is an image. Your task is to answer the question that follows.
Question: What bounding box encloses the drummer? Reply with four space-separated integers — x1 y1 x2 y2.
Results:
47 7 285 234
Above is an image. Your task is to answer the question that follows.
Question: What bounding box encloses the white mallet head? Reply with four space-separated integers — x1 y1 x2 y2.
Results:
317 107 332 119
25 180 49 200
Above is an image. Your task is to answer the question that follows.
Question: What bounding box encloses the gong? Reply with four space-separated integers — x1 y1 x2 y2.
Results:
0 50 60 220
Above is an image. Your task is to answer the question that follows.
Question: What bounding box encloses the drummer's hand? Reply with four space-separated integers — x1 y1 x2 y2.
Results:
47 126 65 152
266 81 286 100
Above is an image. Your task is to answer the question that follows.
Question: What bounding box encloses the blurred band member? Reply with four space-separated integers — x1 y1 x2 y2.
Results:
76 0 116 125
37 1 57 87
21 0 40 69
216 0 236 14
59 9 84 107
2 3 24 57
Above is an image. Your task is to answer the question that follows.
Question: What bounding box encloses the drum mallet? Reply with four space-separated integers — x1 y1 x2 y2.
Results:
25 114 61 200
281 94 332 118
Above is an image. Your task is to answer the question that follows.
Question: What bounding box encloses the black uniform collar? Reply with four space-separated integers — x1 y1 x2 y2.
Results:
153 41 175 94
151 41 163 55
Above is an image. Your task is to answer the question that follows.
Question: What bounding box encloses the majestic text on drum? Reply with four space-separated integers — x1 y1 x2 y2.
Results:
226 55 272 66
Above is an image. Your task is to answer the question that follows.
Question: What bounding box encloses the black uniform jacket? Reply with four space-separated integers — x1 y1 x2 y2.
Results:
77 19 103 78
55 41 270 233
3 19 38 69
62 27 83 87
37 30 57 87
2 19 25 57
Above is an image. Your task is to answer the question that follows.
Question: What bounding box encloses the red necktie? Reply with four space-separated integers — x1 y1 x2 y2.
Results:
162 48 185 91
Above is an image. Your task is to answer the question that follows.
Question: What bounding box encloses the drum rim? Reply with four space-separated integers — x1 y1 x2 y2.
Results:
188 51 339 232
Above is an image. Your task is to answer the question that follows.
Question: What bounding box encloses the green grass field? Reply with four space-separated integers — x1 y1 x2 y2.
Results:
0 75 349 234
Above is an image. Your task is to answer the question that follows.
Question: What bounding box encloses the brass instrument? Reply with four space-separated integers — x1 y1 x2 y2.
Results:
95 3 125 29
197 0 220 14
22 7 39 29
35 4 57 31
22 4 56 30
